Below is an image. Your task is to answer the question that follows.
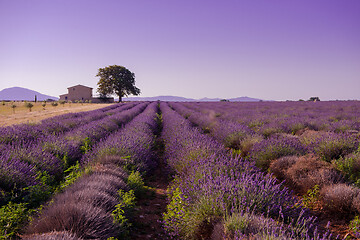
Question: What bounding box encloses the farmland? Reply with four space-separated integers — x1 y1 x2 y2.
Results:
1 101 360 239
0 101 113 127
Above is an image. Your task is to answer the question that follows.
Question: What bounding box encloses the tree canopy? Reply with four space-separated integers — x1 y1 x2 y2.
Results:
96 65 140 102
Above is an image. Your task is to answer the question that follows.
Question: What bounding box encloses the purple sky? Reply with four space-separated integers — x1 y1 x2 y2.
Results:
0 0 359 101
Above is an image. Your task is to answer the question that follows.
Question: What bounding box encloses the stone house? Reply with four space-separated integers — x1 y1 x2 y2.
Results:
59 84 114 103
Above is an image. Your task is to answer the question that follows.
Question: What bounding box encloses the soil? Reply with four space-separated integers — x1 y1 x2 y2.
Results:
130 157 170 240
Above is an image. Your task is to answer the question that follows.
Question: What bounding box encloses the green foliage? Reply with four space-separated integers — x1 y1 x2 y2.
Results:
309 97 320 102
334 152 360 185
302 185 320 209
59 100 66 106
57 162 82 192
349 216 360 238
224 131 246 149
10 102 16 113
262 127 282 138
315 137 357 162
80 137 92 154
163 187 190 236
112 189 136 237
185 196 223 239
51 102 58 107
254 144 300 170
0 202 30 239
127 171 145 196
22 171 54 208
24 102 34 112
96 65 140 102
224 212 250 238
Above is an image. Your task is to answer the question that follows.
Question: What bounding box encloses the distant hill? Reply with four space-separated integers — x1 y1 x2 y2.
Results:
123 96 196 102
124 95 264 102
0 87 58 101
229 96 263 102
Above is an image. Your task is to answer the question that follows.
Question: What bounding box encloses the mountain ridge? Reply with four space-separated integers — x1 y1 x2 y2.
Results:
124 95 264 102
0 87 264 102
0 87 58 101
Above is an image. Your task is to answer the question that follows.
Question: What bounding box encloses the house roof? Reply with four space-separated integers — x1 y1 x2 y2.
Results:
67 84 93 90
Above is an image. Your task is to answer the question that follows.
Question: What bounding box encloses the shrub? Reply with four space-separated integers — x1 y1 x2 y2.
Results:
127 171 145 196
285 156 343 194
352 192 360 214
24 102 34 112
249 135 305 170
54 188 118 213
223 131 246 149
334 151 360 185
184 196 223 240
10 102 17 113
59 100 66 107
163 187 190 238
349 216 360 238
302 185 320 209
320 183 359 214
314 134 358 162
239 134 263 157
0 202 30 239
23 231 81 240
26 202 118 239
270 155 297 181
261 127 283 138
112 189 136 237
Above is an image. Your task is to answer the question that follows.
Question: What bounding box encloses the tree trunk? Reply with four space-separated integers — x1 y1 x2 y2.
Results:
118 95 122 102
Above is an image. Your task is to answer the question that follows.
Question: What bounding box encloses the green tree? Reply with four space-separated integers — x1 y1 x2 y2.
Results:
96 65 140 102
24 102 34 112
59 100 66 107
10 102 16 113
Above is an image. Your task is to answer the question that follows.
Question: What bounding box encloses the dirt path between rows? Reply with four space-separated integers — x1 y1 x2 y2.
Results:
130 157 170 239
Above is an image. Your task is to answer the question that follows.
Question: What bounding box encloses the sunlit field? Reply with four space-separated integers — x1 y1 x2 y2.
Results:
1 101 360 239
0 101 113 127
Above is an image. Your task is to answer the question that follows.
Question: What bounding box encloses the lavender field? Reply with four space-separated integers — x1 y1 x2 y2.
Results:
1 101 360 239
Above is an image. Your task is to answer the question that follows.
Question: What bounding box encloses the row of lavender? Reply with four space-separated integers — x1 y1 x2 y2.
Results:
0 102 151 238
180 101 360 134
23 102 159 239
160 102 331 239
170 101 360 237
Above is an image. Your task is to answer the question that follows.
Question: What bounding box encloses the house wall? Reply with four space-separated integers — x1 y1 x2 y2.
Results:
66 85 92 101
59 94 68 101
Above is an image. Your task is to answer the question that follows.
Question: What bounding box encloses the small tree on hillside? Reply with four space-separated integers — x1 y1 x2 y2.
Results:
96 65 140 102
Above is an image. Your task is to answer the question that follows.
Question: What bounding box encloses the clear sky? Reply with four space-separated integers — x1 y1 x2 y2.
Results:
0 0 359 101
